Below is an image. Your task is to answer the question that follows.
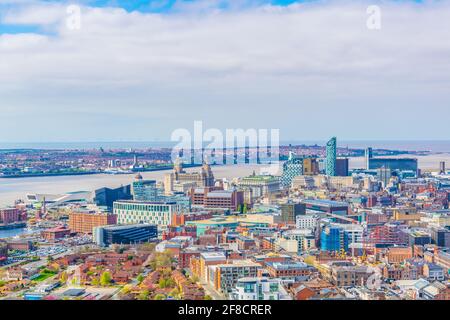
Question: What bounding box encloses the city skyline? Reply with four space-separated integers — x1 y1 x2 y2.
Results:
1 0 450 141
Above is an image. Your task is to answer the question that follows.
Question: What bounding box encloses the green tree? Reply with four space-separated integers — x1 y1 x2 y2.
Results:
60 271 68 283
158 278 167 288
204 295 212 300
137 290 150 300
121 285 132 295
137 274 144 284
165 278 175 288
154 294 166 300
169 288 180 299
100 271 112 286
91 278 100 286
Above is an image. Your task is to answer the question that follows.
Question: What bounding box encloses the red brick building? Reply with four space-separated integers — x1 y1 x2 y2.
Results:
69 211 117 234
41 226 71 241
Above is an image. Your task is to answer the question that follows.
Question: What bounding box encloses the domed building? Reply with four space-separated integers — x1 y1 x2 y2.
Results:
164 158 215 195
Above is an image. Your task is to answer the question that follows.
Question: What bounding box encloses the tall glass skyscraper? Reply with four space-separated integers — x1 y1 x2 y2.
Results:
326 137 337 176
281 152 303 188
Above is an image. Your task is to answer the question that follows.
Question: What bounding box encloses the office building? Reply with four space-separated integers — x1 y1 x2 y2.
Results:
210 260 260 294
440 162 446 174
296 215 319 230
68 211 117 234
303 158 319 176
232 277 287 300
301 199 349 215
131 174 158 201
114 200 182 227
93 224 158 247
164 160 215 195
190 188 244 211
321 226 348 252
365 147 373 170
93 185 132 209
330 263 372 287
281 152 304 188
431 228 450 247
326 137 337 176
377 167 392 187
320 223 364 255
280 203 306 225
336 158 349 177
408 231 432 246
191 252 227 282
238 174 281 197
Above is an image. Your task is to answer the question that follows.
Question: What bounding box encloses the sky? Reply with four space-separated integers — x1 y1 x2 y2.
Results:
0 0 449 143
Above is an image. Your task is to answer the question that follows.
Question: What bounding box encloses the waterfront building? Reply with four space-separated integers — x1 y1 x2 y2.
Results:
114 200 182 227
368 158 418 172
326 137 337 177
164 160 215 195
93 224 158 247
439 161 446 174
131 174 158 201
26 191 92 208
93 185 132 210
0 241 7 263
365 147 373 170
0 207 24 225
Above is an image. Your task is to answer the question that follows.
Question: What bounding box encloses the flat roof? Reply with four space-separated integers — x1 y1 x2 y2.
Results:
302 199 349 207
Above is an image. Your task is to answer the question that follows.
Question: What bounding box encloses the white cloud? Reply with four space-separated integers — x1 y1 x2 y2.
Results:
0 1 450 141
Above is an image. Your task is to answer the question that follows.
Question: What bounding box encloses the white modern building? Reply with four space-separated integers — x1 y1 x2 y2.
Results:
296 215 319 230
113 200 182 227
231 277 291 300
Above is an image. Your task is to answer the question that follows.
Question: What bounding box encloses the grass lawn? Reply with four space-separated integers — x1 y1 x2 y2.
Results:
32 271 57 282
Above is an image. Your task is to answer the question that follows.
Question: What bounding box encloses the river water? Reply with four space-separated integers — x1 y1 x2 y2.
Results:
1 154 449 208
0 164 265 207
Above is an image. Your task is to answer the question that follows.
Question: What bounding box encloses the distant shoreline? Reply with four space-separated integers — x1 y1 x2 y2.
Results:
0 140 449 152
0 164 203 180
